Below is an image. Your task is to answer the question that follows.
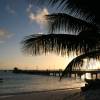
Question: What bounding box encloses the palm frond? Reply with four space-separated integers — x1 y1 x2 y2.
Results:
66 0 99 15
28 0 100 25
46 13 96 34
28 0 65 8
22 34 100 56
66 0 100 24
60 50 100 79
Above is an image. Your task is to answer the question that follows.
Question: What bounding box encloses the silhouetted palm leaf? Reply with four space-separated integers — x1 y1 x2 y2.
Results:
66 0 100 22
22 34 100 56
29 0 100 22
46 13 96 33
29 0 100 27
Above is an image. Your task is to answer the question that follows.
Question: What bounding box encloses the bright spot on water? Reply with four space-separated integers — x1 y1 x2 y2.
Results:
81 73 91 80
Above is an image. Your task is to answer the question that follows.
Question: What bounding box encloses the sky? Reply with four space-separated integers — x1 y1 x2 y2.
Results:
0 0 100 70
0 0 71 70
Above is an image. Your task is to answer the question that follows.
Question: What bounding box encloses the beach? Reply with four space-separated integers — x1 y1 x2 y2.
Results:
1 88 100 100
0 89 82 100
1 71 100 100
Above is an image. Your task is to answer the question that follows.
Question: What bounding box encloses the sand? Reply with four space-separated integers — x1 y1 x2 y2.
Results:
0 89 100 100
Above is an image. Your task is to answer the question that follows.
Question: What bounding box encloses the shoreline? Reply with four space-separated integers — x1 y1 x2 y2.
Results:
0 88 81 100
0 87 80 97
1 88 100 100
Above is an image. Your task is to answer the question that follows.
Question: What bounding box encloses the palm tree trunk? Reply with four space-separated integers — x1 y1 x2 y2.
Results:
60 50 100 79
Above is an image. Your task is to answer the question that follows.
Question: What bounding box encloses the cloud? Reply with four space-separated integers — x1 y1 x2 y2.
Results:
0 28 14 43
28 8 49 25
26 4 33 13
6 5 16 14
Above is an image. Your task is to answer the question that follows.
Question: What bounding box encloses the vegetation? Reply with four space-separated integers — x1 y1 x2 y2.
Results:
22 0 100 78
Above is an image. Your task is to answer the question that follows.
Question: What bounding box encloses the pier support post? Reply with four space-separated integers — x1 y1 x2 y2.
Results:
84 73 86 79
59 72 61 77
96 73 98 79
75 73 77 79
91 73 93 79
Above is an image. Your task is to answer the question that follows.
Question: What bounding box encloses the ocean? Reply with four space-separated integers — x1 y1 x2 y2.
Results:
0 71 85 96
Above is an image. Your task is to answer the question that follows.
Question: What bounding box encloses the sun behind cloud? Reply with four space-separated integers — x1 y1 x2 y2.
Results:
28 8 49 25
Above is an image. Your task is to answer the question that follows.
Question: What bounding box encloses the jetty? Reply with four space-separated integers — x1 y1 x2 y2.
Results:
13 68 63 76
13 67 100 79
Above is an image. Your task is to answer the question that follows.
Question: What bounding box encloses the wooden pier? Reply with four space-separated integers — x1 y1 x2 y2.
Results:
13 69 63 76
13 68 100 79
69 69 100 79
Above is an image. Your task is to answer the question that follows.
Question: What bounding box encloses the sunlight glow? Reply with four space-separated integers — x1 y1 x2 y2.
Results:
81 73 91 80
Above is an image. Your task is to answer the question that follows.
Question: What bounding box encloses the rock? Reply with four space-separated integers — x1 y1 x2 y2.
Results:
81 79 100 92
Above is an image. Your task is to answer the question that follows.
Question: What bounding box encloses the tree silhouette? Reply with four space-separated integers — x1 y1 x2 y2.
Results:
22 0 100 77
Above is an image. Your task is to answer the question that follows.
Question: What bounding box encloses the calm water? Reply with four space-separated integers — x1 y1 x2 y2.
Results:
0 71 85 95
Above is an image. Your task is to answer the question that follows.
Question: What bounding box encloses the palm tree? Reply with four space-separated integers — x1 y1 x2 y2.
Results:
22 0 100 78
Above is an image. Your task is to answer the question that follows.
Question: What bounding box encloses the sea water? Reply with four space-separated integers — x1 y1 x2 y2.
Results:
0 71 85 95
